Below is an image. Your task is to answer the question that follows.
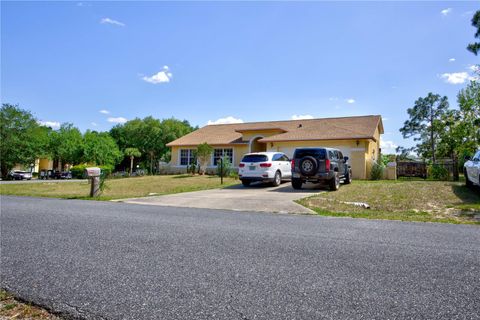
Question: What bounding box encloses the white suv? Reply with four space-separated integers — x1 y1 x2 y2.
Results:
239 152 292 187
464 150 480 187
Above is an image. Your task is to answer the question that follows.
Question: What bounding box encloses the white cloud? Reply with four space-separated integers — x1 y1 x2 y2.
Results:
441 8 452 16
207 116 244 125
346 98 355 104
440 72 474 84
469 64 479 73
291 114 314 120
99 109 110 114
38 121 60 129
448 58 456 62
142 66 172 84
100 17 125 27
91 122 98 127
380 140 398 154
107 117 128 124
382 117 389 121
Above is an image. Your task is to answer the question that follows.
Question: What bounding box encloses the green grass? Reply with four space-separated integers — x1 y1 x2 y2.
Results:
0 174 240 200
297 180 480 225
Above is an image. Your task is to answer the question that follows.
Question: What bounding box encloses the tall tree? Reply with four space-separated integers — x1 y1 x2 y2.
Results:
124 147 141 176
448 80 480 156
83 131 122 166
50 123 84 168
159 118 197 160
467 10 480 55
399 93 449 163
0 104 49 177
110 116 196 172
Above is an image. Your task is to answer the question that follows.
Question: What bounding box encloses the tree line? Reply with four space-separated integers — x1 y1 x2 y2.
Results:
0 103 195 177
398 11 480 168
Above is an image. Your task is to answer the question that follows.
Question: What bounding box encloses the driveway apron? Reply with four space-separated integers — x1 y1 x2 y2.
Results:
116 183 322 214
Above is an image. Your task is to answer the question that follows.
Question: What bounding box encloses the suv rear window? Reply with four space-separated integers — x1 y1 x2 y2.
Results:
294 149 326 159
241 154 268 162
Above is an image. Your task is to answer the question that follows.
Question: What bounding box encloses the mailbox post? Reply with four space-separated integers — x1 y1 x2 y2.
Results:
85 167 101 197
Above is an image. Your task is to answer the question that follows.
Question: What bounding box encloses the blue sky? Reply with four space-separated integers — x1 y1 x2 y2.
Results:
1 1 479 153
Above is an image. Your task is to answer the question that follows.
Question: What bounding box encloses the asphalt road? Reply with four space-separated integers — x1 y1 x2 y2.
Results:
1 196 479 320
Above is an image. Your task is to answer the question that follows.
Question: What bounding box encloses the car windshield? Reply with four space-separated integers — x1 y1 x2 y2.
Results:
294 149 326 159
242 154 268 162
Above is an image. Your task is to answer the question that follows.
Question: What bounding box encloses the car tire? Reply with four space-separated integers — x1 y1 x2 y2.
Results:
272 171 281 187
299 156 318 176
329 172 340 191
292 178 302 190
242 180 251 187
344 169 352 184
465 169 473 188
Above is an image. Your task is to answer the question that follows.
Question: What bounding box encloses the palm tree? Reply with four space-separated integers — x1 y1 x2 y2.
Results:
124 148 141 176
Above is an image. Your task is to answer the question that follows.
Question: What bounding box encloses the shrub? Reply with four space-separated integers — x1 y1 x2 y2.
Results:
70 164 113 179
428 164 449 180
229 170 239 180
187 162 197 175
216 156 232 177
370 162 384 180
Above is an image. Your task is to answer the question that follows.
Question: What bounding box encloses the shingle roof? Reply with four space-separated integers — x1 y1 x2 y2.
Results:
166 115 383 147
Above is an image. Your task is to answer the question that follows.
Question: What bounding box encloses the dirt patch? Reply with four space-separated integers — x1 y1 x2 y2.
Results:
0 290 60 320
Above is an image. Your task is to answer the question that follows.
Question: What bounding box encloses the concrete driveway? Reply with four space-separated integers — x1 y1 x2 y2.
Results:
117 182 323 214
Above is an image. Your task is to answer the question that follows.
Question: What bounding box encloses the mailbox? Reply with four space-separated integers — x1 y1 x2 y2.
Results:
85 167 101 177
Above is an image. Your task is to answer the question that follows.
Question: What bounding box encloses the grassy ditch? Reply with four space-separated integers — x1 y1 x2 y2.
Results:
0 175 239 200
297 180 480 224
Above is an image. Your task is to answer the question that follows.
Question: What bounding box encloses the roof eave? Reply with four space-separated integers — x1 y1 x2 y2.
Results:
259 136 376 143
167 142 249 147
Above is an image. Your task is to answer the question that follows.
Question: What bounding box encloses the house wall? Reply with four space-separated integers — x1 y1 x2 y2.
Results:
170 136 381 180
170 144 249 171
365 127 381 179
266 140 369 179
39 158 53 171
171 140 371 179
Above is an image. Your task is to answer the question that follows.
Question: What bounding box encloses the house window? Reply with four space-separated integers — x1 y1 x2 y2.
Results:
180 149 195 166
213 148 233 166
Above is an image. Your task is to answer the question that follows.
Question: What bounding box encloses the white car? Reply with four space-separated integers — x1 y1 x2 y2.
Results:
464 150 480 187
238 152 292 187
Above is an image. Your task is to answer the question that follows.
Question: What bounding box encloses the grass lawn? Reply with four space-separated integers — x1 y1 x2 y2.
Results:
297 180 480 225
0 175 239 200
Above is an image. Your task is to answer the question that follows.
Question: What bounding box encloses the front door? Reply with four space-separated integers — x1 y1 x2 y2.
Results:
250 137 267 153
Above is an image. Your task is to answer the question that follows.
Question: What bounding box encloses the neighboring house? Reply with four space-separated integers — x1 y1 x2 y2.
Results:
12 158 53 173
166 115 384 179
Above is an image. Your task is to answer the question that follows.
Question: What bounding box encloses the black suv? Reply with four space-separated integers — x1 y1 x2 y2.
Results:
291 147 352 191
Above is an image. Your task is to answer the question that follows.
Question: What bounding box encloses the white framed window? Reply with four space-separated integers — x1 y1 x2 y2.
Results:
213 148 233 166
180 149 195 166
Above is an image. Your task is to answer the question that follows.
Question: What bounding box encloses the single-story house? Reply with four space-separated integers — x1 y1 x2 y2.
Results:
166 115 384 179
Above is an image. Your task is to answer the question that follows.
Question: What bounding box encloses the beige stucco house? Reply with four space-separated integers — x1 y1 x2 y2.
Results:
167 115 384 179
